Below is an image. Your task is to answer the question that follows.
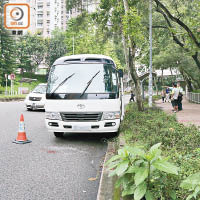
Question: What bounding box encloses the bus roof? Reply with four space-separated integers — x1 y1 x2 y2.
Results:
53 54 115 65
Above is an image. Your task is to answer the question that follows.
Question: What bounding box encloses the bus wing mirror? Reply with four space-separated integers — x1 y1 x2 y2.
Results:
118 69 123 78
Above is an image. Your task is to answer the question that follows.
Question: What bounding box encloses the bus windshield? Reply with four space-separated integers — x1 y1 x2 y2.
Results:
47 63 118 95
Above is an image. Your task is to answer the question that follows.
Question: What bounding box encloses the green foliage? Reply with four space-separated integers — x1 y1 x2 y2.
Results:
106 143 179 199
0 0 17 85
15 36 32 73
45 30 67 67
66 14 124 69
122 7 144 46
118 103 200 199
24 33 46 67
181 172 200 200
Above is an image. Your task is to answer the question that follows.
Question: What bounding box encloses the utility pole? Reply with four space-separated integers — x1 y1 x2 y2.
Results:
148 0 153 107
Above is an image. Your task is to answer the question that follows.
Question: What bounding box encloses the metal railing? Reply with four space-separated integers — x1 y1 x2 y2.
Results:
186 92 200 104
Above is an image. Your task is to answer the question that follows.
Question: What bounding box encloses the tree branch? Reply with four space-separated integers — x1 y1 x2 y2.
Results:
153 0 200 48
155 7 200 71
156 7 186 49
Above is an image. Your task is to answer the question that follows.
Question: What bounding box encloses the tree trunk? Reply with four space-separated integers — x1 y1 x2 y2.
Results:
192 52 200 71
154 77 158 95
161 69 164 86
122 0 144 111
179 68 193 92
128 48 144 111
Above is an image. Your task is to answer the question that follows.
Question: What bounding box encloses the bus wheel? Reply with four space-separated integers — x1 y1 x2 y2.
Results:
54 132 64 137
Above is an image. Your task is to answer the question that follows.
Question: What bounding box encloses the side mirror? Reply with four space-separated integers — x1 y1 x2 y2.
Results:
118 69 123 78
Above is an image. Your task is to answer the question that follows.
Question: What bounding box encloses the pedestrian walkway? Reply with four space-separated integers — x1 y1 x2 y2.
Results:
155 97 200 127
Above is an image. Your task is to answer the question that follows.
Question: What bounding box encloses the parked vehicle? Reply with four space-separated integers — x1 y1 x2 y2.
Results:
45 54 124 137
24 83 47 111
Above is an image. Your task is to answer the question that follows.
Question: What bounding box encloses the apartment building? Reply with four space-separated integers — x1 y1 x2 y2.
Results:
67 0 99 20
36 0 67 37
8 0 67 37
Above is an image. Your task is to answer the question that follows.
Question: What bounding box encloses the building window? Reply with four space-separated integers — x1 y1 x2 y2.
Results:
12 30 17 35
37 14 43 18
37 23 43 27
17 31 23 35
37 5 43 9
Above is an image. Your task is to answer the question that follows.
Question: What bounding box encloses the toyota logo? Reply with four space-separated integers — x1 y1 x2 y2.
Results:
77 104 85 109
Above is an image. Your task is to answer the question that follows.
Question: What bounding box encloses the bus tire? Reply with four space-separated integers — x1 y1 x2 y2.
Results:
54 132 64 137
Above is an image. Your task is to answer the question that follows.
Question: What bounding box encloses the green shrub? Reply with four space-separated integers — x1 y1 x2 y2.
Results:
117 103 200 199
106 143 179 200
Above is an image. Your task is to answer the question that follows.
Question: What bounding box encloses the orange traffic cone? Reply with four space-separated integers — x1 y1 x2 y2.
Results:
13 114 32 144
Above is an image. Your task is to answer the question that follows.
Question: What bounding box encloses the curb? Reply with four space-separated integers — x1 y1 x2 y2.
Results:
97 137 126 200
96 141 117 200
0 98 25 102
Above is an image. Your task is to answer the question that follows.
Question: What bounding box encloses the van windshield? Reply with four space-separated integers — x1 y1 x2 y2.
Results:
47 63 118 95
33 85 47 94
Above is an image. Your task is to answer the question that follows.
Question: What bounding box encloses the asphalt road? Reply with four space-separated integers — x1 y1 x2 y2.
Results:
0 101 110 200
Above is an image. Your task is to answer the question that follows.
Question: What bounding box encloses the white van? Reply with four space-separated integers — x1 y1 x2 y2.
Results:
24 83 47 111
45 54 124 137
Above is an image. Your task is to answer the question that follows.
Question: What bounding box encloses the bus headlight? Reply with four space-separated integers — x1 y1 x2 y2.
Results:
45 112 62 120
103 112 120 120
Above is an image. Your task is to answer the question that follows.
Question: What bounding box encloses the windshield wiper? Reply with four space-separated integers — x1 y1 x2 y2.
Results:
80 70 100 97
50 73 75 94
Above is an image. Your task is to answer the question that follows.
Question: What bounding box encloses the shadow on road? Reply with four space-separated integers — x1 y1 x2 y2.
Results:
52 132 118 145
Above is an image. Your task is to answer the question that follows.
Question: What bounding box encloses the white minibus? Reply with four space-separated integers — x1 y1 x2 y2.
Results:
45 54 124 137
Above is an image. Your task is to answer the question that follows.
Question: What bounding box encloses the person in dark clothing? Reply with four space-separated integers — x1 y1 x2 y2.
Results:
177 82 183 111
130 91 135 102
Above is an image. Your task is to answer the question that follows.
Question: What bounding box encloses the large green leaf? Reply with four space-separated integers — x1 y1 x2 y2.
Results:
149 143 161 153
134 182 147 200
186 194 194 200
115 176 124 188
134 167 148 186
122 185 136 197
145 190 154 200
115 160 129 176
108 169 116 177
127 146 145 157
107 161 121 170
149 143 162 160
106 154 121 165
180 172 200 189
152 160 179 175
126 166 137 174
169 190 177 200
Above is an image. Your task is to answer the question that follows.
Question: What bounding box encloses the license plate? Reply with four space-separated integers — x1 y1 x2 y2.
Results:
32 103 36 109
73 125 90 131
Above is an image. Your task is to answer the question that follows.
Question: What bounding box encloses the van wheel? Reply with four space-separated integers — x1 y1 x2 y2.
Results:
54 132 64 137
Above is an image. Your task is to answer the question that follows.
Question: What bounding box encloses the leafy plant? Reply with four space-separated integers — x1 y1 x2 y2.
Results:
106 143 179 200
180 172 200 200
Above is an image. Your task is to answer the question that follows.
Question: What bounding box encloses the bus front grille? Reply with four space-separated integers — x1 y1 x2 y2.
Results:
60 112 102 122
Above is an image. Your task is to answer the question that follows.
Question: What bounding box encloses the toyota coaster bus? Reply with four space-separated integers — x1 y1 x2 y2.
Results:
45 54 124 137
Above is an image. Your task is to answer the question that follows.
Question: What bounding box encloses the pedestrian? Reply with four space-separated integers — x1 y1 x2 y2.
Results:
129 90 135 102
177 82 183 111
171 83 179 113
170 87 174 110
161 89 166 103
165 87 170 102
